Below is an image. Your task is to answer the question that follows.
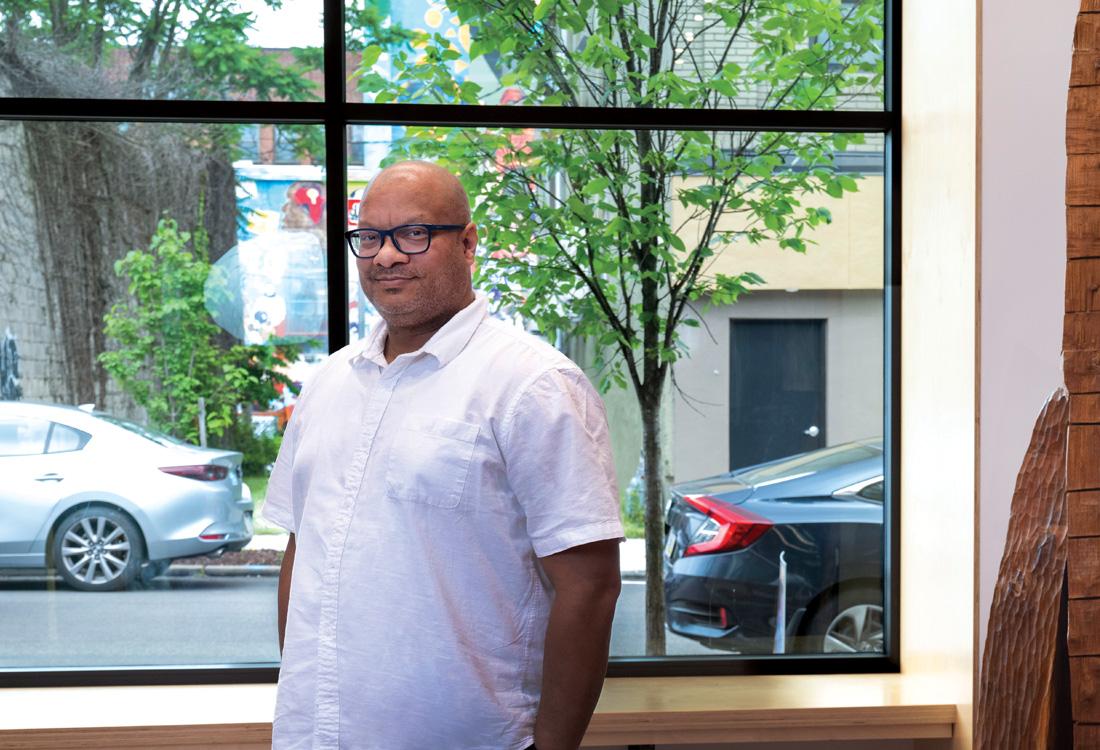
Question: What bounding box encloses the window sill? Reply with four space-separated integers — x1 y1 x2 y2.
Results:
0 673 955 748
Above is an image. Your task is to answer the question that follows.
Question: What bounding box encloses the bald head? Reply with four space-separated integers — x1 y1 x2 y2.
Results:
362 161 471 226
353 160 479 341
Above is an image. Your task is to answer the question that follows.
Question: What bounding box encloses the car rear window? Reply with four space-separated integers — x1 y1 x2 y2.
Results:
93 413 188 447
0 417 50 456
47 424 92 453
735 441 882 485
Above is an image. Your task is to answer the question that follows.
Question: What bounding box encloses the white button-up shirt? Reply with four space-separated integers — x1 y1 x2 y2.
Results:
264 293 624 750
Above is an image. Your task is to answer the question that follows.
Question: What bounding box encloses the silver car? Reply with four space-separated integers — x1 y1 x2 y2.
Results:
0 402 253 591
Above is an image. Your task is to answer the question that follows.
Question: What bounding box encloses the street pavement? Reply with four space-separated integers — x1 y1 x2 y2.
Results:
246 533 650 577
0 565 721 669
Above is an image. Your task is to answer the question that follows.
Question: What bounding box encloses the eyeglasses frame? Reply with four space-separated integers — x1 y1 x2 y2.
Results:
344 223 466 259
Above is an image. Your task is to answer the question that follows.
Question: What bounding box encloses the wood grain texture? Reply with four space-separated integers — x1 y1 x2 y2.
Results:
1065 350 1100 392
0 723 272 750
1070 55 1100 87
0 675 958 748
1067 259 1100 311
1065 313 1100 349
1069 491 1100 536
1067 10 1100 746
1070 425 1100 487
1067 155 1100 207
1070 394 1100 422
1069 88 1100 153
1076 723 1100 746
1069 599 1100 656
1072 657 1100 722
1068 210 1100 258
1068 425 1100 490
1076 13 1100 51
1068 537 1100 598
978 391 1069 750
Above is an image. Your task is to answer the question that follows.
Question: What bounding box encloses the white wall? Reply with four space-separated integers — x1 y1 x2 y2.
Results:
978 0 1076 660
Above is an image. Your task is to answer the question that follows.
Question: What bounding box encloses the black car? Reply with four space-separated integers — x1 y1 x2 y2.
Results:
663 439 884 655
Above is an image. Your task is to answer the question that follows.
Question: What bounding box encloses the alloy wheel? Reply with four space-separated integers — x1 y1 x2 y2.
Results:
60 516 132 586
822 603 884 653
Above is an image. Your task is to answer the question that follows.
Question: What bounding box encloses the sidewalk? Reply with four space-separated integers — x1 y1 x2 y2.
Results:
199 534 649 578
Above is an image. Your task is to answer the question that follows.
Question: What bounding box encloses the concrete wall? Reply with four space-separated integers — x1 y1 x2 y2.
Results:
0 116 68 405
978 0 1076 661
671 289 884 482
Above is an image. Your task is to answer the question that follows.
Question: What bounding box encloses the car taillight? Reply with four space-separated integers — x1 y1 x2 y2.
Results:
681 494 772 556
159 464 229 481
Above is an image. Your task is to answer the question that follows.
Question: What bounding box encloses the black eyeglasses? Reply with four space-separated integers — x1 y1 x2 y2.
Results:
344 224 465 259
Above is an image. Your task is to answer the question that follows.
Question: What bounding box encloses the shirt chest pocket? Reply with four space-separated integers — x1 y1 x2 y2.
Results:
385 415 481 510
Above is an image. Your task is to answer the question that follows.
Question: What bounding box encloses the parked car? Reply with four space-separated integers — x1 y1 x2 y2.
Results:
0 402 253 591
663 438 884 654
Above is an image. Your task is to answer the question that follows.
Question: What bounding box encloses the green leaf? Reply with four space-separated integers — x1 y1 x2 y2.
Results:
361 44 382 68
582 176 611 196
533 0 555 22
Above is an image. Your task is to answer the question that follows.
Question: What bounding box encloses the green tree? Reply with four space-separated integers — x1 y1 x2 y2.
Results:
356 0 883 654
100 217 298 447
0 0 316 101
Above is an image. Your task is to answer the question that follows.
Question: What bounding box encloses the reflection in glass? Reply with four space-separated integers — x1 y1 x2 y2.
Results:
0 1 323 101
348 0 884 111
0 120 324 669
345 126 885 657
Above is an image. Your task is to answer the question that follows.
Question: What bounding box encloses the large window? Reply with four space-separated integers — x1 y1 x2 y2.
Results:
0 0 897 684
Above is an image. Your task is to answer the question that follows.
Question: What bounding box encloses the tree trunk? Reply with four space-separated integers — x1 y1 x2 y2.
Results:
640 388 667 655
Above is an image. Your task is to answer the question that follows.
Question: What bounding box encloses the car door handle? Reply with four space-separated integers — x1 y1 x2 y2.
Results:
803 425 820 438
34 473 64 482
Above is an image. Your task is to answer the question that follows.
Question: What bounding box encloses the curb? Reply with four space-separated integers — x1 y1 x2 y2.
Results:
167 564 281 577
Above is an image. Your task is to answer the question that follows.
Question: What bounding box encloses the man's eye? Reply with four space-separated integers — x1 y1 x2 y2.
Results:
361 232 381 242
404 227 428 238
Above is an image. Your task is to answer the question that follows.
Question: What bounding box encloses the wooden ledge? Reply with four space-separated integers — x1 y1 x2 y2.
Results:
0 674 956 748
589 674 956 744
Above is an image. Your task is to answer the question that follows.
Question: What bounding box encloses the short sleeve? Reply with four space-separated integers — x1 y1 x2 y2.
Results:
261 404 305 534
501 366 625 558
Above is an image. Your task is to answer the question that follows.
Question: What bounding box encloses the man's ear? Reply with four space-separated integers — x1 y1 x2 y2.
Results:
462 223 479 264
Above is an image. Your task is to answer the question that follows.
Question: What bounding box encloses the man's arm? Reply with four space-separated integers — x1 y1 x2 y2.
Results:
533 539 622 750
278 533 296 655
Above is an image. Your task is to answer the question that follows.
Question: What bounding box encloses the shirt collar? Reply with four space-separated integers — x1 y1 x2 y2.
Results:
350 292 489 370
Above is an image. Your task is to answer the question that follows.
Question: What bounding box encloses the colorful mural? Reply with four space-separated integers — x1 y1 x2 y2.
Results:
207 165 329 350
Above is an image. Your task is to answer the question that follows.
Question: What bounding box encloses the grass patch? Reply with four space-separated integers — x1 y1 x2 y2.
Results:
622 517 645 539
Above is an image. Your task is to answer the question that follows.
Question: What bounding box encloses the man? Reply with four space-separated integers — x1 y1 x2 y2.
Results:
265 161 624 750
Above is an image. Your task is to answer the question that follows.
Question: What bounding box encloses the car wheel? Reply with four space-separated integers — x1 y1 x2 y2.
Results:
51 507 144 592
802 586 884 654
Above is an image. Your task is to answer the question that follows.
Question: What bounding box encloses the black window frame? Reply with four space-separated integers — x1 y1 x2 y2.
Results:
0 0 901 687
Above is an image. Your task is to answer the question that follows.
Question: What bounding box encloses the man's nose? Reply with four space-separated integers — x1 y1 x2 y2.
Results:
371 235 409 268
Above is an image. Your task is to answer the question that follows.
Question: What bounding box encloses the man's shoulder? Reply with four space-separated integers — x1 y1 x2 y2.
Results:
472 316 580 383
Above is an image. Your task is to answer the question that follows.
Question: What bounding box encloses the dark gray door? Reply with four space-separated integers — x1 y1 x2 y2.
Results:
729 319 826 470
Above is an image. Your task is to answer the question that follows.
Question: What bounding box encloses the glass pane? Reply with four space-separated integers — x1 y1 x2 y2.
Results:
346 126 885 657
0 418 49 456
46 424 90 454
346 0 884 110
0 120 324 669
0 1 323 101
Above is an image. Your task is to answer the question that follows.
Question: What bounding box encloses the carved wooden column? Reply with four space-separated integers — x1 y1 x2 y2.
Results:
1066 4 1100 745
978 394 1069 749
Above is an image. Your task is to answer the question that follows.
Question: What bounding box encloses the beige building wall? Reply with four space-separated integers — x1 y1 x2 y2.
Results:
672 174 885 292
671 289 884 483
